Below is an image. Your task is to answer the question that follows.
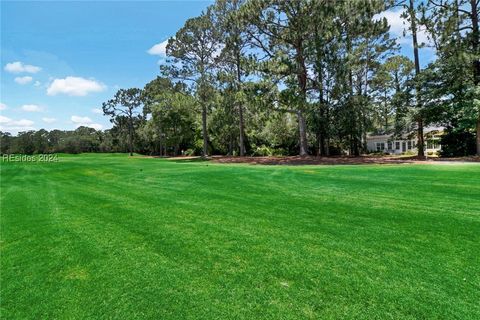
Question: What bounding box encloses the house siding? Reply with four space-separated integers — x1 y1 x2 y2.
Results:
366 130 443 155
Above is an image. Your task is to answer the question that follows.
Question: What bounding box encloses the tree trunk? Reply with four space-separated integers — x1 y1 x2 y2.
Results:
417 117 425 156
409 0 425 157
236 49 246 157
128 118 134 156
362 128 367 154
470 0 480 155
471 0 479 83
298 111 308 156
202 104 208 157
319 134 325 157
316 106 326 156
295 40 309 156
228 135 233 156
239 104 246 156
477 114 480 155
158 123 163 156
315 23 330 157
384 90 389 132
325 106 330 156
345 29 358 156
317 130 326 157
316 133 321 156
353 135 360 156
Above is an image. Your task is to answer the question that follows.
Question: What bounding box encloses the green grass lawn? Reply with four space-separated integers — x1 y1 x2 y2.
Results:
1 154 479 319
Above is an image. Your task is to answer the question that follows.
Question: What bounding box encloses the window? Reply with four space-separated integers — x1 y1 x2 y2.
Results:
402 142 406 151
376 142 385 151
407 141 412 149
427 141 439 149
387 142 393 150
395 141 400 150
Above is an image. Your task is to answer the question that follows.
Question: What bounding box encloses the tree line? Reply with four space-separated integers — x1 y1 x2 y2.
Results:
2 0 479 157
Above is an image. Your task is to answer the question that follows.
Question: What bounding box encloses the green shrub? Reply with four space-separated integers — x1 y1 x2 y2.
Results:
440 129 476 157
184 148 195 156
251 145 273 156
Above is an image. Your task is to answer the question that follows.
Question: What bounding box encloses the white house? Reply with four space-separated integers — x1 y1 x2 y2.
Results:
366 127 443 155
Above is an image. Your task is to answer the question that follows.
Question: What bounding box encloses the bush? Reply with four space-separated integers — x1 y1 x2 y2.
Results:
271 148 287 156
251 145 273 156
404 150 416 156
59 137 81 154
328 146 343 156
193 139 202 153
184 148 195 156
440 129 476 157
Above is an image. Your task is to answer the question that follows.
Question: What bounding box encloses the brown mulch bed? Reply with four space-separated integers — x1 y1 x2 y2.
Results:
430 156 480 162
163 154 480 165
207 155 480 166
211 155 413 165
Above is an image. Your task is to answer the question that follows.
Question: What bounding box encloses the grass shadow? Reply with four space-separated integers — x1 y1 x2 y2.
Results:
168 157 211 163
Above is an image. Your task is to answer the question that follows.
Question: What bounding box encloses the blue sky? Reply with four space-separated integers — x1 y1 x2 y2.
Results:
1 1 432 135
1 0 213 134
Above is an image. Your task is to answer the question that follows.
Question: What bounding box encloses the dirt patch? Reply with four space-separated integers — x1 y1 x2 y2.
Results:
430 156 480 163
209 155 480 166
211 155 412 165
158 155 480 165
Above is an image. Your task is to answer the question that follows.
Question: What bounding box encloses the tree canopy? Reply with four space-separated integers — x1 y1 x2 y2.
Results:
3 0 479 157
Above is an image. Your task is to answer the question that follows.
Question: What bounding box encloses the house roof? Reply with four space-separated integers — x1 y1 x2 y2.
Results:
367 126 444 139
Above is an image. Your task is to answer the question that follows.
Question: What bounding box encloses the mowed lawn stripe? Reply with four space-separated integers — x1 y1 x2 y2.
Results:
1 154 479 319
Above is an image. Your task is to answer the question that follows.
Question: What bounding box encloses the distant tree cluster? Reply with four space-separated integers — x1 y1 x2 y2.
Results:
3 0 479 157
1 128 118 155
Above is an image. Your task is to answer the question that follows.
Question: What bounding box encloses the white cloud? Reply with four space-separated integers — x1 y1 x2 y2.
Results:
71 115 103 130
0 115 35 132
14 76 33 85
4 61 41 74
13 119 35 127
374 10 406 37
47 76 106 96
0 103 7 111
0 115 12 123
147 39 169 56
34 81 41 87
416 28 431 47
92 108 103 114
21 104 43 112
71 115 93 124
374 9 432 47
42 117 57 123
